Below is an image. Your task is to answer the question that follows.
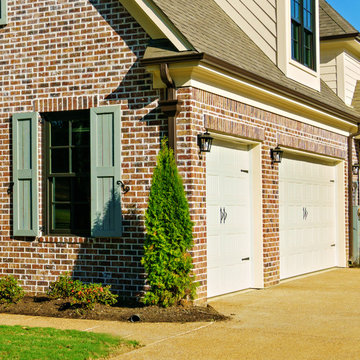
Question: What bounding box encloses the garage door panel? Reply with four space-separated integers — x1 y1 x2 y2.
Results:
208 234 221 267
280 157 336 279
207 141 251 296
207 174 220 203
223 176 249 203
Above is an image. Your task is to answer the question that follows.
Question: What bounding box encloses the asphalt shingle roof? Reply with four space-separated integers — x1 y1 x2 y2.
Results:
319 0 358 38
149 0 360 120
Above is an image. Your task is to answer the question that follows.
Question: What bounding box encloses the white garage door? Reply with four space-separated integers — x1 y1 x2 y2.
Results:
207 140 252 297
279 156 336 279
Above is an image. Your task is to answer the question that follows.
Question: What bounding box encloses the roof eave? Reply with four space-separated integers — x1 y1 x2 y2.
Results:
320 32 360 41
141 52 360 125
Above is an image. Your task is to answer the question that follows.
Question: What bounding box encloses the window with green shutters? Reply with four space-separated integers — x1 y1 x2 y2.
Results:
12 106 122 238
0 0 8 26
291 0 316 70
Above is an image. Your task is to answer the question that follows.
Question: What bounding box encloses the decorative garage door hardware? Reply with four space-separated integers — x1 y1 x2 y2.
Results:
220 207 228 224
241 169 249 173
242 257 250 261
303 207 309 220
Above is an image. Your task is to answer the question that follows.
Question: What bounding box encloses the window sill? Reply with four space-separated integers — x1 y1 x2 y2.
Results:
37 236 91 244
289 58 318 76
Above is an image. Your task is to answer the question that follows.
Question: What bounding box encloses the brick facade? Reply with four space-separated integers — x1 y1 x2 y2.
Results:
0 0 354 300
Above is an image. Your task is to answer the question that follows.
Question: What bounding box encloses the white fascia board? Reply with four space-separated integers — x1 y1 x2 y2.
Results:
146 62 356 135
119 0 193 51
188 64 355 136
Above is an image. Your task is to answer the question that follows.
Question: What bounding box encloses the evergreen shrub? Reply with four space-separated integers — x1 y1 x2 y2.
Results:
141 139 197 307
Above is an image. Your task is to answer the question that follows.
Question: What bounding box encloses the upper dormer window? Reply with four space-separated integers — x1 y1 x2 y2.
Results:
291 0 315 70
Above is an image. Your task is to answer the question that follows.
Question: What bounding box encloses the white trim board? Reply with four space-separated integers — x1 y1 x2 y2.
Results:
119 0 193 51
189 65 353 137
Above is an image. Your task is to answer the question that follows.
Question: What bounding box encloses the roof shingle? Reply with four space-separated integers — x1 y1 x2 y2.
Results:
319 0 358 38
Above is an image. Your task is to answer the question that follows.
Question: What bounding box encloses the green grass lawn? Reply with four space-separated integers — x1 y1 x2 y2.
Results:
0 325 139 360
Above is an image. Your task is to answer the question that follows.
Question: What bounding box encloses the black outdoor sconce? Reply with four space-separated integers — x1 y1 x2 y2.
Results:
353 163 359 176
197 131 213 153
270 146 283 164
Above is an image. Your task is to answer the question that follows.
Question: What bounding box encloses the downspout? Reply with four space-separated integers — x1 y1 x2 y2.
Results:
348 125 360 263
158 63 182 160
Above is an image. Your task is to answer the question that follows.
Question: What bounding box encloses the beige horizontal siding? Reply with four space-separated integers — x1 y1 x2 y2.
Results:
320 55 337 95
214 0 277 63
344 52 360 105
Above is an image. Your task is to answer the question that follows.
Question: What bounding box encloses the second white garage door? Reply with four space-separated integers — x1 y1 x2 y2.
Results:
279 156 337 279
207 140 252 297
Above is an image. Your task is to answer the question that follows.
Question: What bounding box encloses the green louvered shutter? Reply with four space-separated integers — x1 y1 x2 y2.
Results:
12 112 39 237
90 105 122 237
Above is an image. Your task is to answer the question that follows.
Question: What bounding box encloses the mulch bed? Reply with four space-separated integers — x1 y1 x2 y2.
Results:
0 296 228 323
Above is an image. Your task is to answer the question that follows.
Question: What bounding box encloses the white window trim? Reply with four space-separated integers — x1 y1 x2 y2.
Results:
277 0 321 91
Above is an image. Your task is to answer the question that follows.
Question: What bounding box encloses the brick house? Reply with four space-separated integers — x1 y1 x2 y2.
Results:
1 0 360 301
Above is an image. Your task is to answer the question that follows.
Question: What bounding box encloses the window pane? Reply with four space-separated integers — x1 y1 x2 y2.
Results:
73 204 90 231
51 148 69 173
304 9 312 30
72 119 90 146
291 22 300 61
50 120 69 146
304 0 311 11
291 0 301 21
53 204 71 230
304 32 313 67
72 147 90 173
73 177 90 202
54 178 71 202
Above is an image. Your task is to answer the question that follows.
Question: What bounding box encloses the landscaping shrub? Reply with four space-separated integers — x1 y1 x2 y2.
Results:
0 275 25 304
141 138 197 307
48 273 118 310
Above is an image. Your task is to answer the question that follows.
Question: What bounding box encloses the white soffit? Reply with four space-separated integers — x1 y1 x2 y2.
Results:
119 0 193 51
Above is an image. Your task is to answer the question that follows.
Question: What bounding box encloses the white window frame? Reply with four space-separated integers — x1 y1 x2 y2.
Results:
277 0 320 91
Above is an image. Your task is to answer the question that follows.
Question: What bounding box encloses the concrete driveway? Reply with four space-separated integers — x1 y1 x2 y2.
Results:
1 268 360 359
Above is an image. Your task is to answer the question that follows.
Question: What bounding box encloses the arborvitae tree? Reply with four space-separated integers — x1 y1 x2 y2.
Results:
141 139 197 307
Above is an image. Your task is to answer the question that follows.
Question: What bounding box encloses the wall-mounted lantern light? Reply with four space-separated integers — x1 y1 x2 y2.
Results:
270 146 283 164
197 131 213 153
353 163 359 176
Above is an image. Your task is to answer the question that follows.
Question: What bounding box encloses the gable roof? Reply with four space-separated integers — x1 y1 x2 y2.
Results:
319 0 359 39
147 0 360 122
